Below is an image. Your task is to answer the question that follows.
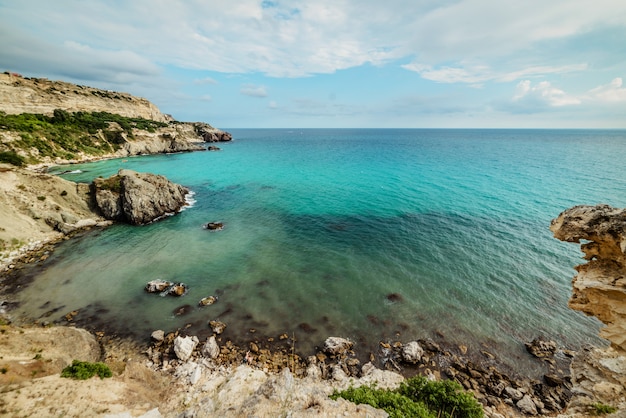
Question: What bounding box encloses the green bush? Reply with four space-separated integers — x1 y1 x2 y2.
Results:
0 110 168 163
591 402 618 415
0 151 26 167
331 376 483 418
61 360 112 380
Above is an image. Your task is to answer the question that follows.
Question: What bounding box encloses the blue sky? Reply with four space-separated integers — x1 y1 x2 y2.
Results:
1 0 625 128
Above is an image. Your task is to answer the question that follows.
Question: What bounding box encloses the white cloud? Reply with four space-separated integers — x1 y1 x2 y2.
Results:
587 78 626 103
194 77 218 85
513 80 581 107
240 84 268 97
402 62 588 84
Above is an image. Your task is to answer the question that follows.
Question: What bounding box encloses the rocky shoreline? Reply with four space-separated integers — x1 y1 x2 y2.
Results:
1 173 625 416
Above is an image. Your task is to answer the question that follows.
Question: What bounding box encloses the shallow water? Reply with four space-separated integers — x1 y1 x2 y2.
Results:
12 129 626 374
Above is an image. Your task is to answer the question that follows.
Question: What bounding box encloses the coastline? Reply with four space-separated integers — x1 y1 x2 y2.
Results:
1 148 623 416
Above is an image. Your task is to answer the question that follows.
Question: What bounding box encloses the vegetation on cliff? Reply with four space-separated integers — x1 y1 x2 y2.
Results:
0 109 168 164
331 375 483 418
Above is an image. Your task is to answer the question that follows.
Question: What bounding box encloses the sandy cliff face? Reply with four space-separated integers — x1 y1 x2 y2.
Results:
0 73 171 122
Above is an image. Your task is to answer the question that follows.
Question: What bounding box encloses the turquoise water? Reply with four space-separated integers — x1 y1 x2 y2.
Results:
14 129 626 372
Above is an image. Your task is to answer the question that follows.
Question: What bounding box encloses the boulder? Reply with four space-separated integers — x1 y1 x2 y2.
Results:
173 335 199 361
199 296 218 306
92 169 189 225
517 394 538 415
151 329 165 342
204 222 224 231
323 337 353 356
401 341 424 364
202 335 220 359
525 337 557 358
209 320 227 334
168 283 188 296
145 280 172 293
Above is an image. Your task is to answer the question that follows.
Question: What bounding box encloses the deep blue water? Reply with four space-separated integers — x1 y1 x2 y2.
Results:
14 129 626 373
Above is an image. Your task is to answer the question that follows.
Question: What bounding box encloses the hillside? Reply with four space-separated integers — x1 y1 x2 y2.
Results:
0 72 170 122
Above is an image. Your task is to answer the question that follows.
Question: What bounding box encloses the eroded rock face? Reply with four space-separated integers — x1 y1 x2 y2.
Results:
92 169 189 225
550 204 626 351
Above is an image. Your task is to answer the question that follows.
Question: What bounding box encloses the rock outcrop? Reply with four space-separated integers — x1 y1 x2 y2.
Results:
550 204 626 351
92 169 189 225
0 72 171 122
551 204 626 416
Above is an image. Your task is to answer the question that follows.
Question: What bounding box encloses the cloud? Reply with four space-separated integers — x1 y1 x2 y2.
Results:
240 84 268 97
586 78 626 103
402 62 588 84
194 77 218 85
513 80 581 107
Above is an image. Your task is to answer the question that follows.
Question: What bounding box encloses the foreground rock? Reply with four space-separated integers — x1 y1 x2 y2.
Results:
551 204 626 351
93 169 189 225
551 204 626 415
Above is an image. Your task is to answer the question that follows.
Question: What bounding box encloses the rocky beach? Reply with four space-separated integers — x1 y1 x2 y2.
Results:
1 75 625 417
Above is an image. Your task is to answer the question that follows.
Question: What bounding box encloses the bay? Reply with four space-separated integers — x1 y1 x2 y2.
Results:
13 129 626 374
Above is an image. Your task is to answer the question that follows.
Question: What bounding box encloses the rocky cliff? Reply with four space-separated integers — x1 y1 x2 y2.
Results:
0 72 170 122
550 204 626 351
551 204 626 416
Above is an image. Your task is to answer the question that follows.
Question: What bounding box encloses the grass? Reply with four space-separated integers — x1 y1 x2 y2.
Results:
591 402 618 415
60 360 112 380
0 110 168 165
330 375 483 418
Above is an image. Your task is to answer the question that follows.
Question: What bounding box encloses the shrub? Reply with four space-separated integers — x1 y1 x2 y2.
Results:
331 376 483 418
0 151 25 167
591 402 618 415
60 360 112 380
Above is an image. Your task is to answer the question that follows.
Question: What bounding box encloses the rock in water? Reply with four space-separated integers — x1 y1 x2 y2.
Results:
401 341 424 363
209 320 227 335
173 335 198 361
323 337 353 356
168 283 189 297
145 280 173 293
93 169 189 225
199 296 218 306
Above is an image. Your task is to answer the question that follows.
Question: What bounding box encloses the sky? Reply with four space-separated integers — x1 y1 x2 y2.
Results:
1 0 625 129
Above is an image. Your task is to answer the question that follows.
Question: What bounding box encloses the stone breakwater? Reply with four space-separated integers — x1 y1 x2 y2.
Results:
550 204 626 415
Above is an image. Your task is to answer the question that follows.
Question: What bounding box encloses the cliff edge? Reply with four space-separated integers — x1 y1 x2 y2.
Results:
551 204 626 416
550 204 626 351
0 72 170 122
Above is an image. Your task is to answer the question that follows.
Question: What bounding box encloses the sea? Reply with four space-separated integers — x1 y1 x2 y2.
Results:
10 129 626 375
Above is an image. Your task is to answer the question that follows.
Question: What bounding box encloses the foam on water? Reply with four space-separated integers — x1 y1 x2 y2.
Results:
12 129 626 374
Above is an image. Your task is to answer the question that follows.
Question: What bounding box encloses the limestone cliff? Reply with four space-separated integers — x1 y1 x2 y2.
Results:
93 169 189 225
551 204 626 416
550 204 626 351
0 72 170 122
